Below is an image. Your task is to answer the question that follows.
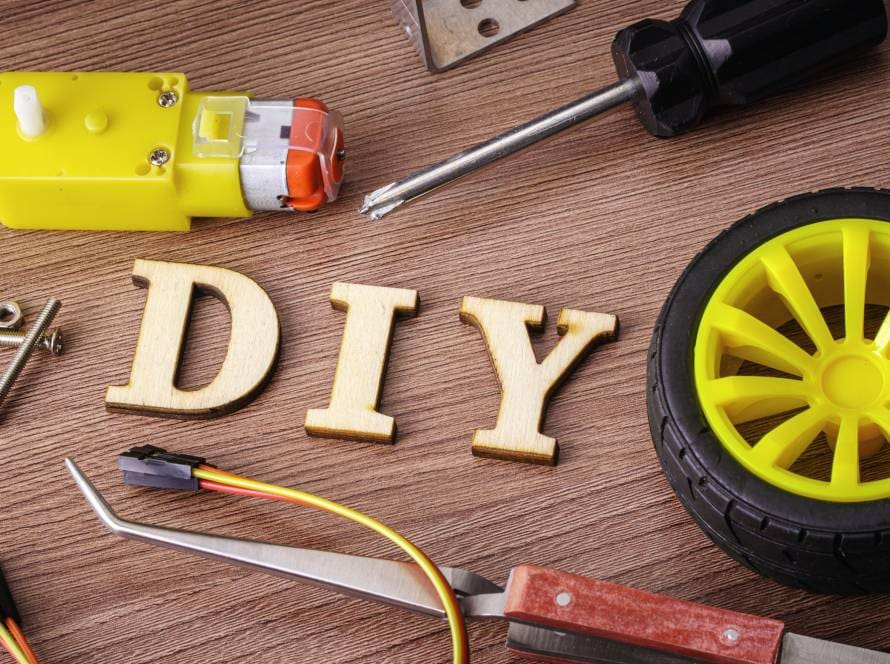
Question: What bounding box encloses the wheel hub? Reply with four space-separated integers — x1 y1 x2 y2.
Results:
694 219 890 502
820 349 886 410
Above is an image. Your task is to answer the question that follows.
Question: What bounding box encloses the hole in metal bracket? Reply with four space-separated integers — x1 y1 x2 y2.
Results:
478 18 500 37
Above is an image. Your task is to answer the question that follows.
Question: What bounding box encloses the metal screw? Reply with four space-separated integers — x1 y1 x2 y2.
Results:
157 90 179 108
0 299 61 408
0 328 63 356
149 148 170 166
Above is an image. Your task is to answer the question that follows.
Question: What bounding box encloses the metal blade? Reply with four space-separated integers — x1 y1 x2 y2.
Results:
66 458 499 618
782 633 890 664
508 623 890 664
506 623 708 664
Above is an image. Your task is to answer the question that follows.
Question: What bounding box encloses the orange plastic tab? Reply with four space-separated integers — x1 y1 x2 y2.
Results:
285 98 345 212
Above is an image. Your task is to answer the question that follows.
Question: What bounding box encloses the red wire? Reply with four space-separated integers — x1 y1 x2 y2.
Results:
199 480 313 508
4 619 36 664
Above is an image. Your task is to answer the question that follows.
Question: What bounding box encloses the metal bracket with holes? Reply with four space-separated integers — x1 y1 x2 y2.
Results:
392 0 576 73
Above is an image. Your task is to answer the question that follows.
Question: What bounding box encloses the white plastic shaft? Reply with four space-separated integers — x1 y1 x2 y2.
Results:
14 85 46 138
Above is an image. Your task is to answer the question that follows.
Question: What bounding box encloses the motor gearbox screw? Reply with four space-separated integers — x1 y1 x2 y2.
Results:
149 148 171 166
157 90 179 108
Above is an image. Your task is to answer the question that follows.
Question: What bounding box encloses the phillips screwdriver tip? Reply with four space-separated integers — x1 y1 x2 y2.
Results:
359 183 404 220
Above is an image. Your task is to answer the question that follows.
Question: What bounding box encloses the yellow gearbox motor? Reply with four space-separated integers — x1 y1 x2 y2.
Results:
0 72 345 231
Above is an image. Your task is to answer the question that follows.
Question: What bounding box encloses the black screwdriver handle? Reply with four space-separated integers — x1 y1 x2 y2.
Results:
612 0 888 137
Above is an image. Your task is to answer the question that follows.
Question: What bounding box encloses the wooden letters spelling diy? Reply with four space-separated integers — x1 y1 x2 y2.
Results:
107 262 618 463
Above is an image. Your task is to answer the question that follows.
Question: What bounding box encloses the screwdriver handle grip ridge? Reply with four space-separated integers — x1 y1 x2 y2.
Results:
614 0 888 137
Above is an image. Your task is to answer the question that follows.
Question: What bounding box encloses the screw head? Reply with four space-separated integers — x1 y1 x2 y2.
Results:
157 90 179 108
45 329 64 356
149 148 170 166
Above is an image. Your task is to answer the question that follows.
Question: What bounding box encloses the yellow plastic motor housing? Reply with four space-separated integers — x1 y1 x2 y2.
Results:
0 72 251 231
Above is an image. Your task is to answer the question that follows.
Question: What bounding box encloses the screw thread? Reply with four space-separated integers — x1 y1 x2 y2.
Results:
0 329 56 351
0 299 61 406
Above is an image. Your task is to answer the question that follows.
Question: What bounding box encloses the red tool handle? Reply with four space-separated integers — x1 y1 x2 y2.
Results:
504 565 785 664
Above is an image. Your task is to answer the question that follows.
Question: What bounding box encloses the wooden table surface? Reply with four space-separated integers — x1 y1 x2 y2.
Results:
2 1 890 662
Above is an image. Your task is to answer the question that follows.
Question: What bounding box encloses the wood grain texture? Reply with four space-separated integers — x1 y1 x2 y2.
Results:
0 1 889 662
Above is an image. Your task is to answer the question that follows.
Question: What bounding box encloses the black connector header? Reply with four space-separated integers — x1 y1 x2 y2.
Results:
0 566 21 625
118 445 208 491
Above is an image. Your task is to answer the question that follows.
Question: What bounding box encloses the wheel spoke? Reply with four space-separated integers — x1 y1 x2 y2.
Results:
752 407 829 469
761 246 834 353
710 303 814 377
843 226 870 343
708 376 809 423
874 311 890 355
831 416 861 489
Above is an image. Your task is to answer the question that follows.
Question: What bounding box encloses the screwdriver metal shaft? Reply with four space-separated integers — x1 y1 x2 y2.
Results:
360 78 639 220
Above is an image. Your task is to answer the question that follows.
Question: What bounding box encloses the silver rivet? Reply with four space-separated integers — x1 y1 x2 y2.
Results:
149 148 170 166
723 628 740 644
157 90 179 108
555 592 572 607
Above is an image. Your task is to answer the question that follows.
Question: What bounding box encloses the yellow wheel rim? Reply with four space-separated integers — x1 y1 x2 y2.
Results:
695 219 890 502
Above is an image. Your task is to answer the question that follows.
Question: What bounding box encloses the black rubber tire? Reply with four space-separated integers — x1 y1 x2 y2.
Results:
648 188 890 595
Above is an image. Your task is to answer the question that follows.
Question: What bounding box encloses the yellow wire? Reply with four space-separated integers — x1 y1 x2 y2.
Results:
0 622 29 664
193 467 469 664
